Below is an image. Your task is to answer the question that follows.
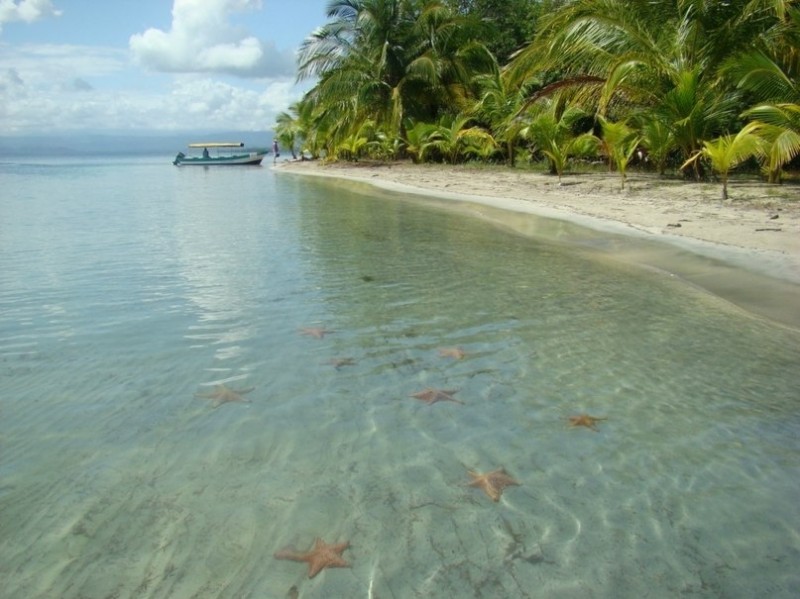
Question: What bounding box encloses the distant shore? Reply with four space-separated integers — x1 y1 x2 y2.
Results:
277 159 800 282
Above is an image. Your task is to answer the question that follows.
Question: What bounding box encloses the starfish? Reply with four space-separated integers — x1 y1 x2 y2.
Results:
325 357 356 369
273 538 351 578
438 347 466 360
194 384 253 408
568 413 607 431
468 468 520 502
410 388 463 405
300 327 334 339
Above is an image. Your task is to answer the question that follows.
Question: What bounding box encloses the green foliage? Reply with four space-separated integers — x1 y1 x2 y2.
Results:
599 117 642 189
421 114 496 163
747 104 800 182
444 0 541 64
522 102 599 182
634 116 675 176
683 122 766 199
403 119 438 163
287 0 800 181
470 62 530 165
297 0 495 152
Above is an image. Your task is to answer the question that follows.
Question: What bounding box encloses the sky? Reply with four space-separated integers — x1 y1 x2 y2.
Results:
0 0 330 135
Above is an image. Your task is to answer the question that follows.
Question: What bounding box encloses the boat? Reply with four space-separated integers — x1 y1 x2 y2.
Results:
173 142 268 166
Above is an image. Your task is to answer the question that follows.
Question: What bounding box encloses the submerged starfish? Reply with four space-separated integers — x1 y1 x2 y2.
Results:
467 468 520 502
300 327 334 339
438 347 466 360
410 388 464 405
325 357 356 369
273 538 351 578
568 414 607 431
194 384 254 408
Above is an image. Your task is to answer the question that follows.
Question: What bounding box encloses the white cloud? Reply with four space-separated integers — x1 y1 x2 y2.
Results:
0 0 61 32
0 51 302 133
165 77 296 127
129 0 295 78
1 43 128 86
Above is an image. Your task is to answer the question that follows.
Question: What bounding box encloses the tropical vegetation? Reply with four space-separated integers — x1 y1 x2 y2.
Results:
274 0 800 196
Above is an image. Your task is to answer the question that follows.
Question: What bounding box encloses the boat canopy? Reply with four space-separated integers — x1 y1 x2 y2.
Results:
188 142 245 148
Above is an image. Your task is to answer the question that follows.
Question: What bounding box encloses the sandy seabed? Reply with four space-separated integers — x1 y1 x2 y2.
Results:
276 160 800 327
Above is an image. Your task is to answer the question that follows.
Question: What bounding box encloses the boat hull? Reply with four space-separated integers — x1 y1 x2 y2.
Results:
173 152 267 166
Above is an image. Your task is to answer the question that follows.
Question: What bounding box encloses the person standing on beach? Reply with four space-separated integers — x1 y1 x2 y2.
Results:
272 140 279 164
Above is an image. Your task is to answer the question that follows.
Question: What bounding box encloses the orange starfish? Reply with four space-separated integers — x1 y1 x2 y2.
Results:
438 347 466 360
274 538 351 578
300 327 334 339
194 384 253 408
568 414 607 431
467 468 520 502
410 388 463 405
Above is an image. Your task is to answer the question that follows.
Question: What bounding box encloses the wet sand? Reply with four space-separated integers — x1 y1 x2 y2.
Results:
276 160 800 328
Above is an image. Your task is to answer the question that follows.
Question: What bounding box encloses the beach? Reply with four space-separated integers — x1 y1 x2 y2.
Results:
276 160 800 285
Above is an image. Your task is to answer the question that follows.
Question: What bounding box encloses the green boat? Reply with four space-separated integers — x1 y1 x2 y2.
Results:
173 142 268 166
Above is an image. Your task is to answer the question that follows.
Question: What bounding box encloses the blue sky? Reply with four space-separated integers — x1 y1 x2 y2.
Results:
0 0 330 134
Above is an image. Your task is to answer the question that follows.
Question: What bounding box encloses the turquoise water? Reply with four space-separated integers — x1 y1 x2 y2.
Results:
1 157 799 598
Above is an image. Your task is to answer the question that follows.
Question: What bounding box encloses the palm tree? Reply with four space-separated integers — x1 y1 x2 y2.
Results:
653 68 739 179
297 0 493 155
746 104 800 183
682 122 766 200
402 119 436 163
273 102 304 159
504 0 786 177
725 6 800 182
422 114 496 163
334 119 379 160
600 117 641 189
523 102 598 183
470 62 529 166
291 95 328 159
635 115 675 176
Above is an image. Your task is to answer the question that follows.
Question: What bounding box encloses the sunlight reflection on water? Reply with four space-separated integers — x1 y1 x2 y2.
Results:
1 158 798 598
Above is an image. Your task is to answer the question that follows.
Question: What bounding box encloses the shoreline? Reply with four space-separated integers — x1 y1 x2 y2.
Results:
275 160 800 328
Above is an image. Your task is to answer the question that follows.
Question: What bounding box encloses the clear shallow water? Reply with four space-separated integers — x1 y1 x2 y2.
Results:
1 157 799 599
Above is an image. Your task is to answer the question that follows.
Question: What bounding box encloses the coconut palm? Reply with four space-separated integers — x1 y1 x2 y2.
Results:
402 119 436 163
725 7 800 182
273 102 305 160
297 0 493 152
470 63 530 166
334 119 380 161
682 122 766 200
422 114 496 163
368 127 405 160
504 0 787 175
653 68 739 179
635 115 676 176
600 117 641 189
523 102 598 183
746 104 800 183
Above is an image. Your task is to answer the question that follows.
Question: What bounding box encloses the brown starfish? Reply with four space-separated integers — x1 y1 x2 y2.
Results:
438 347 466 360
194 384 253 408
568 414 607 431
273 538 351 578
325 357 356 369
467 468 520 502
410 388 463 405
300 327 334 339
